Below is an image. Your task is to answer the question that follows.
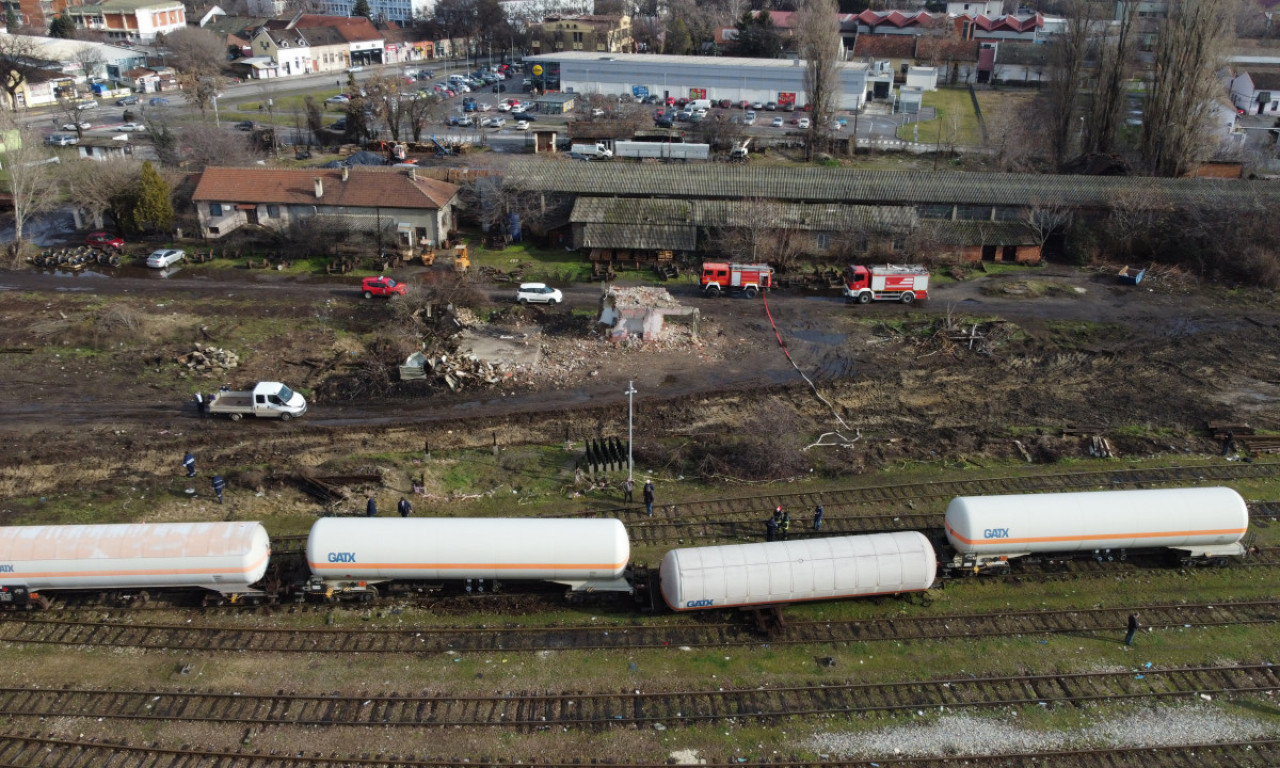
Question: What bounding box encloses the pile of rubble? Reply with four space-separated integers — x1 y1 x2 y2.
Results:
603 285 683 309
176 343 240 372
400 349 517 392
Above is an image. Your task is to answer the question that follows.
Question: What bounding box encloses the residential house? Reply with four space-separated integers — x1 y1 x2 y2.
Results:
947 0 1004 14
985 40 1050 85
914 37 980 85
1229 68 1280 115
530 15 634 56
284 14 384 68
0 35 143 109
65 0 186 44
297 26 350 75
201 13 272 60
851 35 915 81
191 166 460 251
249 27 312 77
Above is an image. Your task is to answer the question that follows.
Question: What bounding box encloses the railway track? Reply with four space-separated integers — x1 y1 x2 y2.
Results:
0 734 1274 768
0 734 1273 768
0 663 1275 729
1 599 1275 653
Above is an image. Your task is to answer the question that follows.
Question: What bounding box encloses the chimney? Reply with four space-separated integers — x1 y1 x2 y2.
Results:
408 166 417 181
341 166 349 182
313 177 323 198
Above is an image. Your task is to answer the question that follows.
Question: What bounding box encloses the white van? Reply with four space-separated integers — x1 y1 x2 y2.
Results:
687 98 712 112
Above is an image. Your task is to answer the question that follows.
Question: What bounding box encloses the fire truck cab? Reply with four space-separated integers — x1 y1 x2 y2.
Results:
700 262 773 298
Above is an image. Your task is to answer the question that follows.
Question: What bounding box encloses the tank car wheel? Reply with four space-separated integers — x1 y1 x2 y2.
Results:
900 291 915 305
857 292 871 305
280 413 292 422
229 413 242 422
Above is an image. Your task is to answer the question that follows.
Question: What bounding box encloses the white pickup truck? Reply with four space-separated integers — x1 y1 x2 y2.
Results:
197 382 308 421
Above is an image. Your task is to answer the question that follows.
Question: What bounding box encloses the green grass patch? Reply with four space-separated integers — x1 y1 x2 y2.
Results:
978 279 1083 299
897 87 982 145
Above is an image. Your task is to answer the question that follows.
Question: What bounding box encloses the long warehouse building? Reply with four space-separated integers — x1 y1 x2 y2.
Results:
523 52 895 110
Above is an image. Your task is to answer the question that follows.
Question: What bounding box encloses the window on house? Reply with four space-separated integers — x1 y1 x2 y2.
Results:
573 32 583 43
267 205 280 218
892 238 905 251
816 233 831 250
919 204 954 219
210 203 223 216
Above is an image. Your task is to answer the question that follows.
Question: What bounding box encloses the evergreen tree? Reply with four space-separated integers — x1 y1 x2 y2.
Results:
49 15 75 38
665 18 693 55
352 0 372 19
729 10 783 58
131 162 174 234
6 9 20 33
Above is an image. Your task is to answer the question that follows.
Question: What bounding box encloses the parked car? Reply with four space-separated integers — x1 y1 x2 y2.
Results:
361 276 406 299
148 97 170 106
752 101 765 110
419 70 435 79
782 102 795 112
234 120 255 131
330 118 347 131
510 111 536 121
484 117 506 128
145 248 184 268
515 282 563 305
514 120 530 131
496 102 511 112
738 100 751 109
325 94 350 105
75 98 97 110
717 99 732 109
492 83 507 93
85 232 124 250
60 121 91 131
44 133 78 146
771 117 785 128
115 122 146 132
115 95 139 106
654 116 674 128
744 110 757 125
797 117 811 129
346 65 364 73
765 101 777 111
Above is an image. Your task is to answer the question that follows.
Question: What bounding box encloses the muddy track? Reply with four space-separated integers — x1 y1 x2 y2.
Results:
0 663 1275 730
3 600 1274 654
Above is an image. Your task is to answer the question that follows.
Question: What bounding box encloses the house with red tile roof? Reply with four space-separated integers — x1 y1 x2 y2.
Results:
268 14 386 68
191 166 460 249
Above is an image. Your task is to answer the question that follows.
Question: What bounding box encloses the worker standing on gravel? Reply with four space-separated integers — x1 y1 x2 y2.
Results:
643 481 655 516
765 515 778 542
813 505 824 531
780 511 791 541
211 475 225 504
183 451 196 478
1125 613 1140 646
366 495 378 517
398 497 412 517
622 477 635 503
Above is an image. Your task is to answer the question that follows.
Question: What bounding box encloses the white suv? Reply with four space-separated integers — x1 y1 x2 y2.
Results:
515 282 563 305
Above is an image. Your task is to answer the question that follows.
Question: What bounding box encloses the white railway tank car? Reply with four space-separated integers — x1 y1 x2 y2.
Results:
945 486 1249 572
659 531 936 612
0 522 271 606
304 517 632 599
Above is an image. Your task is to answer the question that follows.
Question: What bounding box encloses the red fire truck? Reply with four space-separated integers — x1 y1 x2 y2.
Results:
843 264 930 305
700 262 773 297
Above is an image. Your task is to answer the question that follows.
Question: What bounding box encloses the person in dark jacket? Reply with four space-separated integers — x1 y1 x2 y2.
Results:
211 475 225 504
366 495 377 517
1125 613 1140 646
779 511 791 541
813 505 824 531
183 452 196 477
765 516 778 542
643 481 655 516
622 478 635 503
397 497 412 517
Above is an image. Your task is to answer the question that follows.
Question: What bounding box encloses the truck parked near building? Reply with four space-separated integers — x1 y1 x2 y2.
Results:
843 264 930 304
569 142 613 159
700 262 773 298
197 382 308 421
614 141 710 161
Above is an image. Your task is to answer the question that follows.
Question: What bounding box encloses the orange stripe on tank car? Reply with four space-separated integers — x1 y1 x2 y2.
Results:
6 550 271 580
309 560 628 572
945 521 1247 546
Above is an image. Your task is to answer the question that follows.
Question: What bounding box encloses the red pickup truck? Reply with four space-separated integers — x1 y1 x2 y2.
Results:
86 232 125 250
361 276 406 299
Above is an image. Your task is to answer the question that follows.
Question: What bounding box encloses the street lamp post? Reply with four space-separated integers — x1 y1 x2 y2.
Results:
625 381 636 482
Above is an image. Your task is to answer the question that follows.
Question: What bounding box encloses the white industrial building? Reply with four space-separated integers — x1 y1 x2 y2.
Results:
524 52 894 110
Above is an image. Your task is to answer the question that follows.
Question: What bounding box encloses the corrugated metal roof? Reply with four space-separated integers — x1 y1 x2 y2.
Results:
572 197 692 223
571 196 913 232
506 159 1280 209
581 223 696 249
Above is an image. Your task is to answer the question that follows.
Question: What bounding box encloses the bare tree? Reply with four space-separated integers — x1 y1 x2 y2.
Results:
70 45 103 86
792 0 841 160
0 34 48 111
1103 182 1174 260
711 198 807 268
162 27 227 114
1084 0 1136 155
62 156 142 230
0 120 62 264
365 73 409 142
1044 0 1091 169
1141 0 1238 177
1022 201 1073 261
179 123 265 169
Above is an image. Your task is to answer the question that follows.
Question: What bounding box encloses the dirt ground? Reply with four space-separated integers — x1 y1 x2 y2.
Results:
2 261 1279 504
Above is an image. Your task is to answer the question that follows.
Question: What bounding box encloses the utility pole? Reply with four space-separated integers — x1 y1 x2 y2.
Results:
625 381 636 481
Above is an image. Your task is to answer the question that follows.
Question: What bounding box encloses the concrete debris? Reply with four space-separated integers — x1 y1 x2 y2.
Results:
400 348 515 391
599 285 699 344
1087 435 1115 458
176 343 240 372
